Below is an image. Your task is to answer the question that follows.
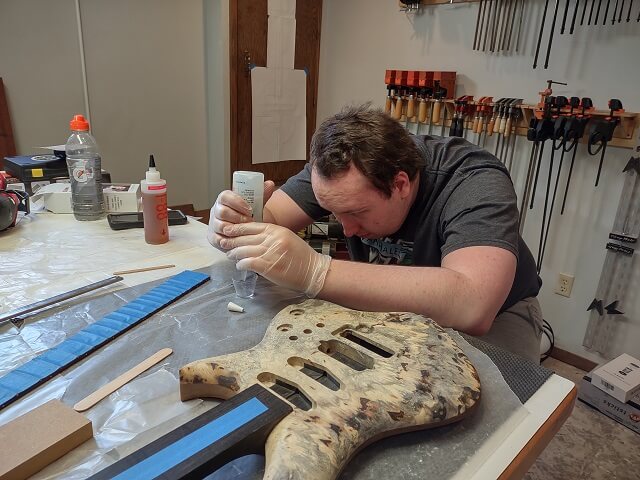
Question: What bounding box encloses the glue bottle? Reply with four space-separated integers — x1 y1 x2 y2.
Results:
232 171 264 222
141 155 168 244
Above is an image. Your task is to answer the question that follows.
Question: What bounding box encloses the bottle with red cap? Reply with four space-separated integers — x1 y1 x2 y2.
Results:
65 114 105 220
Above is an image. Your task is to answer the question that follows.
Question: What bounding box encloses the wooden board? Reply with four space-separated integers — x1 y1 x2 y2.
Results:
0 400 93 480
180 299 481 480
74 348 173 412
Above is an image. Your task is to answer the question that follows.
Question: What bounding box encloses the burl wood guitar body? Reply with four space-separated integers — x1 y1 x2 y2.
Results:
180 300 481 480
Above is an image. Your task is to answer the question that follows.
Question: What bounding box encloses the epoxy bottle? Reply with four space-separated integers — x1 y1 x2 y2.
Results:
232 171 264 222
141 155 168 244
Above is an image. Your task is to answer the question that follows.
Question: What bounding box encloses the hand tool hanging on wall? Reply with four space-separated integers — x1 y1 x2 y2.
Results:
474 0 523 53
449 96 474 137
385 85 393 115
611 0 619 24
504 99 524 172
529 96 556 211
561 0 572 33
589 0 596 24
476 97 493 146
595 0 604 24
561 97 593 214
539 96 582 269
520 113 552 232
603 0 612 24
493 99 511 158
384 70 397 115
431 82 446 136
534 0 552 68
536 96 568 272
496 98 515 161
583 147 640 357
570 0 581 32
618 0 625 21
474 0 487 50
515 0 526 51
581 0 589 24
588 99 624 187
544 0 562 69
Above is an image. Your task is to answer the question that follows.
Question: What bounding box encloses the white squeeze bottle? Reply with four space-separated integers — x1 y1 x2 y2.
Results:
232 171 264 222
141 155 169 244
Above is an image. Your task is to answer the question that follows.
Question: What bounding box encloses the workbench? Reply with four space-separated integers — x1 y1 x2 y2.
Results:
0 213 576 479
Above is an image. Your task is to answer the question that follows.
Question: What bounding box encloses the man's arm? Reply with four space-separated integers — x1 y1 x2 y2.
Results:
264 189 314 232
318 245 516 335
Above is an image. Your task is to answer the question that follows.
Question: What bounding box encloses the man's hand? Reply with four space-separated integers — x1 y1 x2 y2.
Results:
207 181 275 250
222 223 331 298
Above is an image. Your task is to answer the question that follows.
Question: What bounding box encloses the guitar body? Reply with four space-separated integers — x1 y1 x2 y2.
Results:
180 300 481 480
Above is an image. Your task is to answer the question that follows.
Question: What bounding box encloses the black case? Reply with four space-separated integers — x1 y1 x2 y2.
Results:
107 210 188 230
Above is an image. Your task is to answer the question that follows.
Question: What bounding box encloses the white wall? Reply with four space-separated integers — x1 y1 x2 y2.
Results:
318 0 640 362
0 0 224 210
0 0 86 150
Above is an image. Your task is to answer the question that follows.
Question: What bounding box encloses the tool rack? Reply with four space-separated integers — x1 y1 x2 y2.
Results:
415 99 639 149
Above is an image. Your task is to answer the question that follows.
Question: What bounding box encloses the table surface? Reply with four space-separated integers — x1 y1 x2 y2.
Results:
0 213 576 479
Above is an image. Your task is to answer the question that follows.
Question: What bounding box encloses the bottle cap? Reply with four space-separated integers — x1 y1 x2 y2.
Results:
145 154 162 183
70 115 90 131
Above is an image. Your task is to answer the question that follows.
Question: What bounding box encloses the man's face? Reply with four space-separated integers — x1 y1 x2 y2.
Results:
311 164 410 239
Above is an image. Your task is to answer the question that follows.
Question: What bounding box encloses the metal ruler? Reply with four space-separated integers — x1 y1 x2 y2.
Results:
583 142 640 357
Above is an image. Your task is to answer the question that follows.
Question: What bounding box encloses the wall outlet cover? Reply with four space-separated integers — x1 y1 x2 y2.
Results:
555 273 575 298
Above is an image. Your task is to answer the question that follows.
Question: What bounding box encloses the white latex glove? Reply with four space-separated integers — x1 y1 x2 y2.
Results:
207 181 275 251
222 223 332 298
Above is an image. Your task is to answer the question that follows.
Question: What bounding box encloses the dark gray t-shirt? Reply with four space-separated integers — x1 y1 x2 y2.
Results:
280 134 541 311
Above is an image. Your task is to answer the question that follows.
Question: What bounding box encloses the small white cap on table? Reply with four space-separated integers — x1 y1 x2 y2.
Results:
227 301 244 313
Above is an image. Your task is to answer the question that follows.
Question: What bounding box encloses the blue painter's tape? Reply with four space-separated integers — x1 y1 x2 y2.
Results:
40 347 77 366
0 270 210 410
112 397 268 480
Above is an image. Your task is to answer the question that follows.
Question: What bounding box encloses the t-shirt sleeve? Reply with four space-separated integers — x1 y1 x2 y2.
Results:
439 167 519 259
279 163 331 220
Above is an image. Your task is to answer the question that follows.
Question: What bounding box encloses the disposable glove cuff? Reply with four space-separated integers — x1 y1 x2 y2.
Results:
304 254 332 298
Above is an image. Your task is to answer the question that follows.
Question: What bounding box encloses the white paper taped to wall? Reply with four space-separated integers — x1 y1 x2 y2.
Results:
268 0 296 18
267 16 296 69
251 67 306 164
251 0 307 165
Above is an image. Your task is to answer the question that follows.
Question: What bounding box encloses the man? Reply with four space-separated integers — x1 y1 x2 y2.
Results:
209 105 543 362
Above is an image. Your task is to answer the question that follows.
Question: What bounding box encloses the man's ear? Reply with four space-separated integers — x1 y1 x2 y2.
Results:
393 171 412 198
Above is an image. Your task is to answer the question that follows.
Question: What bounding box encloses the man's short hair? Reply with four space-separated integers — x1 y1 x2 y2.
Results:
310 104 425 197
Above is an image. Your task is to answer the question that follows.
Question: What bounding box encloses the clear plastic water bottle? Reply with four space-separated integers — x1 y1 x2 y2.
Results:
65 114 105 221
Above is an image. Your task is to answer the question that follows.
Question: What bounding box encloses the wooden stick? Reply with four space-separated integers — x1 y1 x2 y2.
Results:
113 264 176 275
74 348 173 412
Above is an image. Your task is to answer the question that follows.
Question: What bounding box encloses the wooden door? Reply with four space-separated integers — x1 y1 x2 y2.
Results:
0 78 17 168
230 0 322 185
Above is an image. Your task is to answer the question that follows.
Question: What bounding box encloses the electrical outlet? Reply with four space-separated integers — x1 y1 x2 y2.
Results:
555 273 575 298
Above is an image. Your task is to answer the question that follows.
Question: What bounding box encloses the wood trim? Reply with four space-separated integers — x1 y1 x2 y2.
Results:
0 77 17 169
229 0 239 181
549 347 598 372
498 386 577 479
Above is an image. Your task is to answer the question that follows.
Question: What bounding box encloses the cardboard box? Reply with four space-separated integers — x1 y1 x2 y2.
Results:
0 400 93 479
579 374 640 435
103 183 141 212
37 183 141 214
591 353 640 403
